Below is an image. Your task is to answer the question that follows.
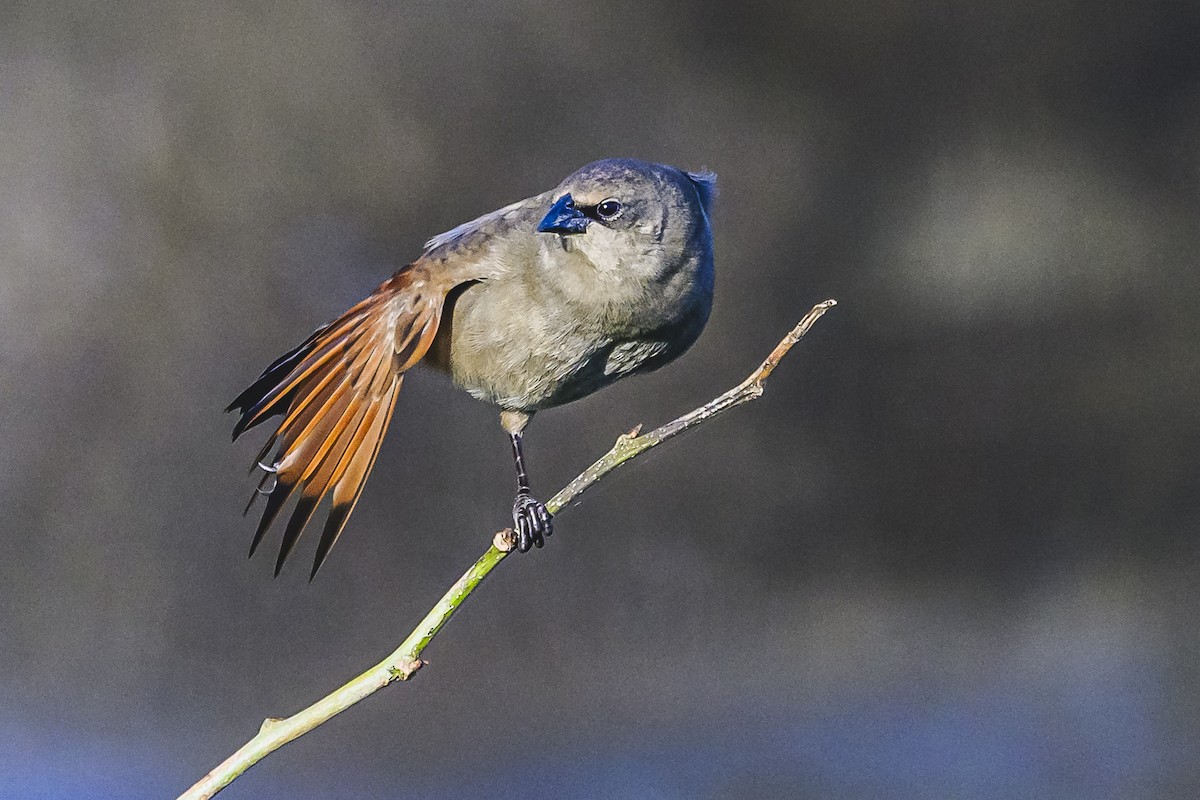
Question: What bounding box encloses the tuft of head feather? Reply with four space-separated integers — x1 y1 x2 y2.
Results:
685 170 717 212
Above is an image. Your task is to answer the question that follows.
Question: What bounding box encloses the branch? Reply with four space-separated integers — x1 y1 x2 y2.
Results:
178 299 837 800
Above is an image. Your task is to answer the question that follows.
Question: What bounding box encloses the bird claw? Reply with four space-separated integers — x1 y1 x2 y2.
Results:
512 491 553 552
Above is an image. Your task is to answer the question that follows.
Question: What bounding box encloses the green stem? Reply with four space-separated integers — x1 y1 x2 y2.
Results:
178 299 836 800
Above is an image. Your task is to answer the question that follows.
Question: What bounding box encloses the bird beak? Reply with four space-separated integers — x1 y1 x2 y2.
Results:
537 194 590 235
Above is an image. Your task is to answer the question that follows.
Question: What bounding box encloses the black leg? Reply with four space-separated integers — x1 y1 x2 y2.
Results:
509 431 553 552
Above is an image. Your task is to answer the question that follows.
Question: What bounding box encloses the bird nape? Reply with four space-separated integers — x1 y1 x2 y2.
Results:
229 157 717 579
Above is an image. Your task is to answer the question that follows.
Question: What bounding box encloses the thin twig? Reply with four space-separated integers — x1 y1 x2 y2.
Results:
178 299 836 800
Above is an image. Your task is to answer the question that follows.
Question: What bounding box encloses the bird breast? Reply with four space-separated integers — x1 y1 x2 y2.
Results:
432 276 605 410
431 270 703 412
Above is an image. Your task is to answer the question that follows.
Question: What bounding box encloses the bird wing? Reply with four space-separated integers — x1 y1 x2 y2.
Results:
228 264 461 578
421 191 551 255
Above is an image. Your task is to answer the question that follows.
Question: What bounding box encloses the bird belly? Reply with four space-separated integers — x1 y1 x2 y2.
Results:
433 283 606 411
432 269 708 412
452 332 609 411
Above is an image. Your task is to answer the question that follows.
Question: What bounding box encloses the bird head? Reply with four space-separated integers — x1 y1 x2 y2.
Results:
536 158 716 280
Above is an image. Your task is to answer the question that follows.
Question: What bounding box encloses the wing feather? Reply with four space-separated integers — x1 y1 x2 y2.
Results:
229 310 373 439
309 375 401 578
420 191 549 255
229 266 446 577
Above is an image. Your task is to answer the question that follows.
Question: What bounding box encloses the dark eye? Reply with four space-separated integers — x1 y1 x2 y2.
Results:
596 198 622 220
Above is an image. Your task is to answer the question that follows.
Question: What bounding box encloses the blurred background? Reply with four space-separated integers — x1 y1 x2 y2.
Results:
2 1 1199 798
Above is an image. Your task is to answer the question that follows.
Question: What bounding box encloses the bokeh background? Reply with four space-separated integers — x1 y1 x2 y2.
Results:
3 2 1199 798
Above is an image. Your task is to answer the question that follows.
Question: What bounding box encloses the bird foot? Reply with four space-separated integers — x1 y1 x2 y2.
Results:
512 491 553 552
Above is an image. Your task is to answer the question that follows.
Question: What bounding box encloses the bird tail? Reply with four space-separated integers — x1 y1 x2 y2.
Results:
227 267 443 578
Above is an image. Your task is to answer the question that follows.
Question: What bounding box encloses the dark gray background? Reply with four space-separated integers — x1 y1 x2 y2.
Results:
3 2 1198 798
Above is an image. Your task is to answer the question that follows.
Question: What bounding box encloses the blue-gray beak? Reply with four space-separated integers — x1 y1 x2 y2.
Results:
537 194 590 235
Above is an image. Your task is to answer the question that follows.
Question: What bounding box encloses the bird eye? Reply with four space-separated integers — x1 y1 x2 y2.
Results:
596 198 622 220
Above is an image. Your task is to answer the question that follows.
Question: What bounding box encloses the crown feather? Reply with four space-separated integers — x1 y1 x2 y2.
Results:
685 170 717 211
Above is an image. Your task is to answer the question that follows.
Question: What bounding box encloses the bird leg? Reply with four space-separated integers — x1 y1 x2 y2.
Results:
508 430 553 551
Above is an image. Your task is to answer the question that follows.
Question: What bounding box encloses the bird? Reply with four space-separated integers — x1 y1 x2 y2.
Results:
228 158 716 578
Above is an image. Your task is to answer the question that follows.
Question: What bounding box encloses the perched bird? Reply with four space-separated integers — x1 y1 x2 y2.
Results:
228 158 716 578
